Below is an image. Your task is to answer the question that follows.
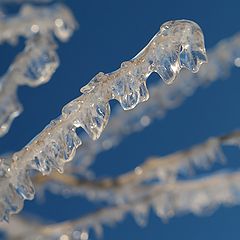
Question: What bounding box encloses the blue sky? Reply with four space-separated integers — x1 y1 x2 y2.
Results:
1 0 240 239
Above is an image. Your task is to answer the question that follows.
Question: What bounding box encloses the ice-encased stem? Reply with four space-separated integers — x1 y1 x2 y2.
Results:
3 170 240 240
72 33 240 175
0 3 77 137
0 34 59 137
39 170 240 239
0 20 207 221
0 3 77 44
34 130 240 203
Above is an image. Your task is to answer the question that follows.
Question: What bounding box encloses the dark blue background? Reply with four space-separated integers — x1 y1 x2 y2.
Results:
1 0 240 239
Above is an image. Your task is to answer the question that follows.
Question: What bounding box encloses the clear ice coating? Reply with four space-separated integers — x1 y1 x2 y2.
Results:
23 42 59 86
0 158 23 222
153 47 180 84
80 102 110 140
31 126 82 175
0 34 59 138
0 93 22 136
63 98 111 140
0 3 77 44
0 20 207 221
15 34 59 86
80 72 106 94
72 32 240 176
152 20 207 83
15 170 35 200
0 2 77 138
112 63 150 110
81 20 207 112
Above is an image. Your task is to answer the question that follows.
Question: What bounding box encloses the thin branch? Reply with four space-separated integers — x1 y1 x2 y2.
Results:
0 34 59 137
0 3 77 44
34 130 240 203
0 3 77 137
2 170 240 239
72 32 240 175
0 20 207 221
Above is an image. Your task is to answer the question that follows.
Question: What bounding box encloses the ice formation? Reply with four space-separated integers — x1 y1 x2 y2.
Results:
0 3 77 136
0 20 207 221
73 33 240 175
2 169 240 240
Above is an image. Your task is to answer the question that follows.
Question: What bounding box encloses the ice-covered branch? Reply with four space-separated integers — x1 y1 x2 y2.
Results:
73 33 240 175
0 3 77 45
2 170 240 239
0 35 59 137
34 130 240 203
0 20 207 221
0 3 77 136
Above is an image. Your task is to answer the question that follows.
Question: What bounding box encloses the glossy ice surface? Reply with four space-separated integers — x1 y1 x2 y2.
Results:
0 19 207 222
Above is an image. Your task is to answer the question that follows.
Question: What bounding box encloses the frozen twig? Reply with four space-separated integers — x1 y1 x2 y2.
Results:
34 130 240 203
73 33 240 174
2 170 240 239
0 35 59 137
0 3 77 45
0 3 77 136
0 20 207 221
